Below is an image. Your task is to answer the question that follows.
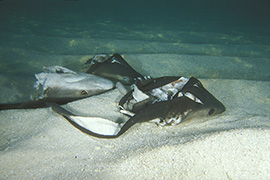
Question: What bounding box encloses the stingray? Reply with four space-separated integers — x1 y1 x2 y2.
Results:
50 76 226 138
0 66 114 110
0 54 144 110
1 54 226 138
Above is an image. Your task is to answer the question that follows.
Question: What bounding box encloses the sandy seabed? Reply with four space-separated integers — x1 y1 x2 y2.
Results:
0 2 269 178
0 79 269 179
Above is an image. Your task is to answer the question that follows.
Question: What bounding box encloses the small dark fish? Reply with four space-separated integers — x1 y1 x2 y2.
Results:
86 53 144 85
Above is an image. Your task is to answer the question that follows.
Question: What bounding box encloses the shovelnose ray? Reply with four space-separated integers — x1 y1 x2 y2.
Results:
50 77 226 138
85 53 144 85
0 66 114 110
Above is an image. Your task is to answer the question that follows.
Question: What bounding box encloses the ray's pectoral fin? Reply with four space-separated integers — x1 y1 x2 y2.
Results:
49 103 124 138
86 53 144 85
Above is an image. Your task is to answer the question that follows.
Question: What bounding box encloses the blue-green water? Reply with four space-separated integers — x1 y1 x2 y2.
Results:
0 1 270 179
0 0 269 102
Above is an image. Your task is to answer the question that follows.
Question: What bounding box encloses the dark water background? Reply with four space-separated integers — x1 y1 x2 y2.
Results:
0 0 269 102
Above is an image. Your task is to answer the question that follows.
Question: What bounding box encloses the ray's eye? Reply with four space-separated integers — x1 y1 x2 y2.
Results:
81 90 88 95
56 69 64 73
208 108 215 115
122 76 130 83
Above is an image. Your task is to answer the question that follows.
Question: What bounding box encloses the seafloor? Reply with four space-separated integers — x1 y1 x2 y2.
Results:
0 1 269 179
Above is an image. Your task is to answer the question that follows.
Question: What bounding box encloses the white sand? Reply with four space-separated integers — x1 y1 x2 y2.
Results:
0 3 269 178
111 129 270 180
0 0 270 180
0 79 269 179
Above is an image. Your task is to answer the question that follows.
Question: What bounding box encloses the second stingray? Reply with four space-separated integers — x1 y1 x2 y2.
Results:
50 76 226 138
